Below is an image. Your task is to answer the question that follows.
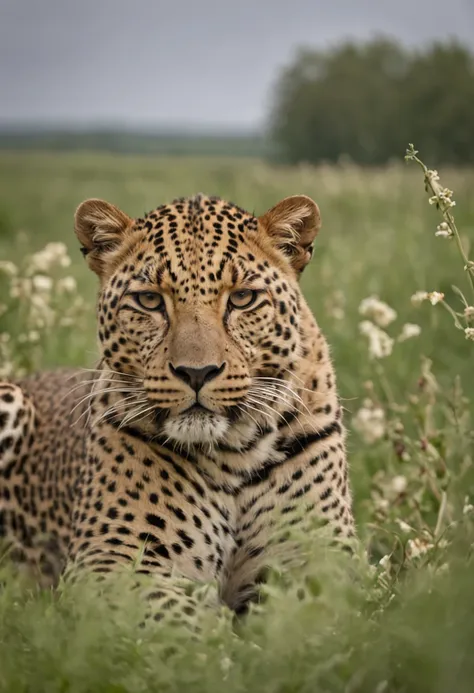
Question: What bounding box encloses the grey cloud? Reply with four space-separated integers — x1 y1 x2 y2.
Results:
1 0 473 127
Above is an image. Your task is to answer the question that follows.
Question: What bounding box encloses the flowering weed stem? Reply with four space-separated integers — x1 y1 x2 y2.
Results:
405 144 474 304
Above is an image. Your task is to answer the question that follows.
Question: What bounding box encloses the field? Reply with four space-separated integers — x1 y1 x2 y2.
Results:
0 151 474 692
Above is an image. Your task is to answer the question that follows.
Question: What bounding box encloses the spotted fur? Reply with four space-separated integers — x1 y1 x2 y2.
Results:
0 193 355 617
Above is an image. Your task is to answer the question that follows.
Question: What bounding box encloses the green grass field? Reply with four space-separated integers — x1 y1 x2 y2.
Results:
0 151 473 692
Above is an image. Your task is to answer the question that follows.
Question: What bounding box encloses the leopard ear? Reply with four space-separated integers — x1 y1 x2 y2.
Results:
259 195 321 274
74 199 133 276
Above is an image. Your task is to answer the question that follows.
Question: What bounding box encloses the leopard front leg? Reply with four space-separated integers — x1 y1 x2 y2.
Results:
65 434 235 629
64 551 220 631
222 411 355 613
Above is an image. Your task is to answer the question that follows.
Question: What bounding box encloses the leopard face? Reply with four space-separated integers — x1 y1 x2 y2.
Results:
75 194 321 446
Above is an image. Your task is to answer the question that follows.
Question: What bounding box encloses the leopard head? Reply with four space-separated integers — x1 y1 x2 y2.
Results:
75 194 320 445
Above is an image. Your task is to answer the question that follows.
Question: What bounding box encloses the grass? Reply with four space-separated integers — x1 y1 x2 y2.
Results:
0 150 473 692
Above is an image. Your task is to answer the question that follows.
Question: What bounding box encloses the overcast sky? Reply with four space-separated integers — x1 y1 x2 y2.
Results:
1 0 473 129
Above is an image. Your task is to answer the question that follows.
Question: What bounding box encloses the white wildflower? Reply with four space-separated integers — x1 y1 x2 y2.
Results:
426 169 440 183
359 320 394 359
429 188 456 209
0 261 18 277
375 498 389 512
32 275 53 292
9 277 32 299
398 323 421 342
30 293 49 311
463 497 473 515
396 519 412 533
435 221 452 238
439 188 456 208
379 554 391 573
428 291 444 305
465 328 474 341
406 538 433 560
220 656 233 677
359 296 397 327
28 330 40 343
464 306 474 319
29 294 56 328
359 321 373 336
352 401 386 444
28 242 71 273
391 475 407 494
411 290 429 307
57 276 77 293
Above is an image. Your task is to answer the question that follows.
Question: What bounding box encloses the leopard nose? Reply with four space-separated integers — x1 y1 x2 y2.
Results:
170 363 225 393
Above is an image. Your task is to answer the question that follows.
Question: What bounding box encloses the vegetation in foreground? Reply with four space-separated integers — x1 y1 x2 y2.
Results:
0 150 473 692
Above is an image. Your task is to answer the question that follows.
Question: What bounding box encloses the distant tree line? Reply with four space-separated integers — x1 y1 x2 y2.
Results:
268 38 474 165
0 129 271 159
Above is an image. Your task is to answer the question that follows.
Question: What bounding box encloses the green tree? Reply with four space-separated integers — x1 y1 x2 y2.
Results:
269 38 474 165
401 42 474 164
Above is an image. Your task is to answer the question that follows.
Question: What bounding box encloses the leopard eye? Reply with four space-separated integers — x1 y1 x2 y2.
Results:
228 289 257 310
133 292 164 311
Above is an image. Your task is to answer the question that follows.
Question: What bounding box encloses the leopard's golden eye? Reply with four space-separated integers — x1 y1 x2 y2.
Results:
228 289 258 310
133 292 164 311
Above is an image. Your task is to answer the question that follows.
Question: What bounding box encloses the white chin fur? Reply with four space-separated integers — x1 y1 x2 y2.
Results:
163 410 229 446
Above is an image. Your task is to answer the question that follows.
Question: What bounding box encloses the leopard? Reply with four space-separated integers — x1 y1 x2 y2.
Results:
0 192 355 623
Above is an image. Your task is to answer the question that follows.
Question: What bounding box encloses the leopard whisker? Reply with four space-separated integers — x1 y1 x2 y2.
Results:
237 402 269 429
69 387 145 417
61 377 142 404
72 391 146 429
252 382 314 420
91 395 149 428
119 403 157 430
250 385 303 413
255 374 316 398
78 367 142 381
249 386 296 407
245 395 288 425
252 376 308 401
